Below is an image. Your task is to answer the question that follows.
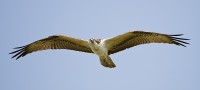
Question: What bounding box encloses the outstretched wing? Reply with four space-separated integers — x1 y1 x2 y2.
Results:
10 35 93 59
104 31 190 54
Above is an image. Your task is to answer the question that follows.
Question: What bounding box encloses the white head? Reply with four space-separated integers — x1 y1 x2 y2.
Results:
89 38 101 45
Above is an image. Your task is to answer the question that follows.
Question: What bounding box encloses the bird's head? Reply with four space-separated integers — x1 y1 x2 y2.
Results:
89 38 101 44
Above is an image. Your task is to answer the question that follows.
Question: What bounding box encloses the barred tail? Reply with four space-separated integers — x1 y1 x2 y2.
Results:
100 56 116 68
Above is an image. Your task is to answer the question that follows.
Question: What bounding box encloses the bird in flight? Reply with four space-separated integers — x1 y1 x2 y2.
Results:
10 31 189 68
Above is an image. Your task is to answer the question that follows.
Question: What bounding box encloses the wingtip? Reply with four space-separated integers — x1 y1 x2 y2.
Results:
13 45 26 49
10 46 26 60
168 33 190 47
179 43 186 47
168 34 184 36
11 57 19 60
171 37 190 40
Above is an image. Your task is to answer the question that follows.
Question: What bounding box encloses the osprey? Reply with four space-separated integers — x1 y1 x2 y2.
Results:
10 31 189 68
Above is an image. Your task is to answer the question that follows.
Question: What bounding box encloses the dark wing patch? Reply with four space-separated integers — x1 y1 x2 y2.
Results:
10 35 93 60
108 31 190 54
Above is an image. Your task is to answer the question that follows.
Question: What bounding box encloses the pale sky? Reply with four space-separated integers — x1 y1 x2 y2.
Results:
1 0 199 90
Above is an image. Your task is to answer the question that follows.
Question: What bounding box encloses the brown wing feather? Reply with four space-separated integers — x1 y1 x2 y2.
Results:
106 31 190 54
10 35 93 59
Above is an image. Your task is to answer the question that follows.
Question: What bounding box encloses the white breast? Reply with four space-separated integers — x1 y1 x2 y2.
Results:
89 41 108 57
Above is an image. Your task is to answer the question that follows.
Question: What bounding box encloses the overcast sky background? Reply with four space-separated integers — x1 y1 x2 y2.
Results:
1 0 199 90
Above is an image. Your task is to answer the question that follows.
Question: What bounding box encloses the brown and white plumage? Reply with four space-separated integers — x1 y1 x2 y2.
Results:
10 31 190 68
10 35 93 59
105 31 189 54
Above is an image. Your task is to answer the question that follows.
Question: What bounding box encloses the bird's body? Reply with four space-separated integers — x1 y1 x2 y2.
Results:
88 39 116 67
10 31 190 68
89 39 106 56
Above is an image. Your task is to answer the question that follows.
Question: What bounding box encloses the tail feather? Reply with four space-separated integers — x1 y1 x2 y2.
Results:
100 56 116 68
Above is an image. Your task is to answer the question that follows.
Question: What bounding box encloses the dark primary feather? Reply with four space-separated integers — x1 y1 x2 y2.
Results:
168 34 190 47
10 35 92 60
108 31 190 54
